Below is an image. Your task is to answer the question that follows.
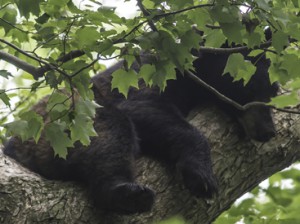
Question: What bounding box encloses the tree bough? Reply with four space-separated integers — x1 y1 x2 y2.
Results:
1 104 300 224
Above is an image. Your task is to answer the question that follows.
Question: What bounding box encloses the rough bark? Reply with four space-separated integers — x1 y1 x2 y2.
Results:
1 104 300 224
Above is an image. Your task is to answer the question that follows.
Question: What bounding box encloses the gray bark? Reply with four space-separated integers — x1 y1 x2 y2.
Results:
1 104 300 224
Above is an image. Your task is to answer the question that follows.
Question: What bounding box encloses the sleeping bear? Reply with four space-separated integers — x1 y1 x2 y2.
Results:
3 48 278 214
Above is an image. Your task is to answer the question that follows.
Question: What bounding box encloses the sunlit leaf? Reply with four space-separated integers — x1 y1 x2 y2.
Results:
223 53 256 84
272 31 289 53
269 91 299 108
0 89 10 106
45 122 73 158
111 69 139 97
3 120 28 141
20 111 44 142
0 70 13 79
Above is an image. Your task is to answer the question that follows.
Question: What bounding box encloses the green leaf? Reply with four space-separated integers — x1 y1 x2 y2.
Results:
223 53 257 84
256 0 271 11
0 70 13 79
187 8 212 30
46 91 71 121
151 61 177 90
45 122 73 158
181 29 202 51
269 91 299 108
210 5 240 23
75 27 101 50
15 0 43 19
213 216 241 224
31 80 45 92
20 111 44 142
220 22 244 44
70 113 97 146
248 50 264 57
111 69 139 97
205 29 226 48
0 89 10 106
46 0 69 8
72 71 94 100
272 31 289 53
267 53 290 84
46 92 70 113
246 32 262 48
3 120 28 141
123 55 136 68
139 64 156 86
280 54 300 78
0 5 17 33
45 71 62 89
75 98 100 118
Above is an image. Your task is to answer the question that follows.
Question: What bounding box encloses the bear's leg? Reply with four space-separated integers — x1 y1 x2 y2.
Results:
118 100 217 198
4 106 155 214
67 106 155 214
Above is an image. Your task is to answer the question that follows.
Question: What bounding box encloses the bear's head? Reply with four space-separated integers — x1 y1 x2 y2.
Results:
193 51 278 142
231 54 279 142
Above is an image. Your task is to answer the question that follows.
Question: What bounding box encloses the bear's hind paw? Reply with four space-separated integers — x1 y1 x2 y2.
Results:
179 162 218 199
104 183 156 214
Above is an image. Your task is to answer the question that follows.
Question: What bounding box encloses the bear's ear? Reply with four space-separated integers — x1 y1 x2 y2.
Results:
264 27 272 41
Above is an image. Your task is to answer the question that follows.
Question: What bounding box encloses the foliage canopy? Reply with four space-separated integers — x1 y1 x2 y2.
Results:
1 0 300 155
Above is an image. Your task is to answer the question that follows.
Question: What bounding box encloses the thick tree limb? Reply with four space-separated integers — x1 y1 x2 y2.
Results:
1 105 300 224
0 50 42 78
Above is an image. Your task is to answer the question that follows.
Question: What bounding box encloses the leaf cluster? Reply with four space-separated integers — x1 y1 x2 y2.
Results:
0 0 300 155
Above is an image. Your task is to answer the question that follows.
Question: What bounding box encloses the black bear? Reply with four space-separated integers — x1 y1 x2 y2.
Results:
93 51 278 143
3 46 277 214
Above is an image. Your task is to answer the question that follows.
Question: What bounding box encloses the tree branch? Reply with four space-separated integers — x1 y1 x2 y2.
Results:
1 105 300 223
185 70 300 114
0 50 42 78
185 70 244 111
137 0 158 32
198 41 272 54
0 38 68 79
153 3 215 19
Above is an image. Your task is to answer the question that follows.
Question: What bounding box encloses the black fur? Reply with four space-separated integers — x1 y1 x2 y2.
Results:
163 52 278 141
3 48 277 214
4 104 155 214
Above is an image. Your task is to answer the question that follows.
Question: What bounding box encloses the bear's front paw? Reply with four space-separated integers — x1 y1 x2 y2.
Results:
104 183 156 214
178 161 217 198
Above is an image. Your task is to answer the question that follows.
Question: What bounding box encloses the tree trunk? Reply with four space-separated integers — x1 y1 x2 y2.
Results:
1 104 300 224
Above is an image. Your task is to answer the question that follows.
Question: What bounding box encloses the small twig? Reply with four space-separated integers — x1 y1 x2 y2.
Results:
0 38 48 66
153 3 215 19
185 70 244 111
61 19 77 64
0 18 30 34
137 0 158 32
114 20 148 44
205 24 221 29
70 53 100 78
57 50 85 63
1 86 47 93
35 50 86 78
185 70 300 115
198 41 272 54
271 107 300 115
